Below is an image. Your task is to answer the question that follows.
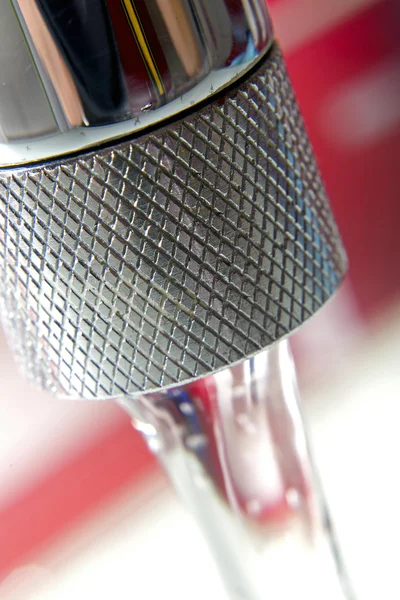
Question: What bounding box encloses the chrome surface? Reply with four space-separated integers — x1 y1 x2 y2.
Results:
0 46 347 399
0 0 273 166
120 341 354 600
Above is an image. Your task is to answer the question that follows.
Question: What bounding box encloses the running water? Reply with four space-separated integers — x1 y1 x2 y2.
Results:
120 340 355 600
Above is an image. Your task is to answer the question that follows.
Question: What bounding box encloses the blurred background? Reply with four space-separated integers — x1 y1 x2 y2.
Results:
1 0 399 598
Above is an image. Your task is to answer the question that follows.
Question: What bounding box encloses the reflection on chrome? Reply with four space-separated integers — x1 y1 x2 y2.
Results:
1 0 273 164
120 341 354 600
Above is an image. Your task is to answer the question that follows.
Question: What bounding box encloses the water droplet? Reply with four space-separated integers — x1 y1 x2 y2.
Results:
179 402 194 416
286 488 301 508
131 418 157 437
246 498 262 516
236 413 257 435
193 473 208 489
232 384 247 398
185 433 208 450
147 436 163 454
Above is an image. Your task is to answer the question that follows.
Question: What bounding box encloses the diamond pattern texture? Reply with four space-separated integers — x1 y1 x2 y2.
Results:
0 45 346 399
